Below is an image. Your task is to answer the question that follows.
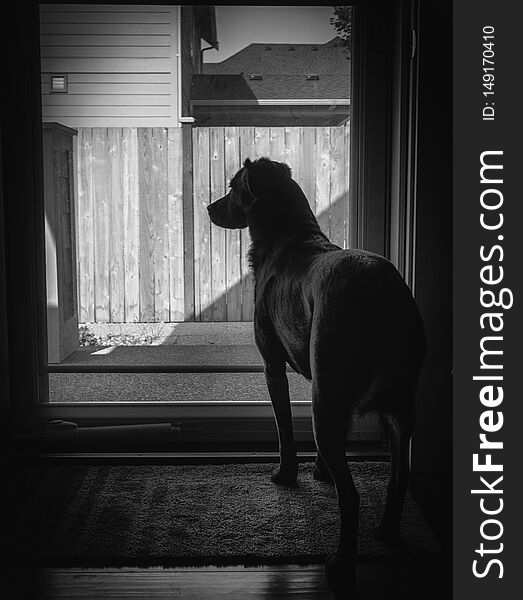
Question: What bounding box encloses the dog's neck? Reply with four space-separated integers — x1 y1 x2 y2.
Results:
246 182 329 275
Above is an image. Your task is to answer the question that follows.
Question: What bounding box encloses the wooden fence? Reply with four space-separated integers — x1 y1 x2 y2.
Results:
74 125 350 323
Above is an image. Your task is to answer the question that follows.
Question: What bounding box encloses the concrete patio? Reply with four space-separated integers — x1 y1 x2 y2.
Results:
49 323 313 403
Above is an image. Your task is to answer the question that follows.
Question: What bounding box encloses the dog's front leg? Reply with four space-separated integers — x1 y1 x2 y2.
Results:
264 361 298 486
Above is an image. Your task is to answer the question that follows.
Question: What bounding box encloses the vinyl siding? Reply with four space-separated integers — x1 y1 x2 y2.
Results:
40 4 180 127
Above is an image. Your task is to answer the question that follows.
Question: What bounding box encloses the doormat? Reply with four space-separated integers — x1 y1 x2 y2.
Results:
5 461 440 567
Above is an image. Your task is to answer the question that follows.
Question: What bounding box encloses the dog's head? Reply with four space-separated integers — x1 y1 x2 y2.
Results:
207 157 292 230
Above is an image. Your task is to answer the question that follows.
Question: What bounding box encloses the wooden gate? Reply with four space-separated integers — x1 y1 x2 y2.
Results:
75 125 350 323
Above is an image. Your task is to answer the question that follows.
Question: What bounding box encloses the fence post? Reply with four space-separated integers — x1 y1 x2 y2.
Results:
182 123 195 321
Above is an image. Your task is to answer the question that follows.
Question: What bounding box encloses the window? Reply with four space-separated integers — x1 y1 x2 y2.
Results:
4 3 417 451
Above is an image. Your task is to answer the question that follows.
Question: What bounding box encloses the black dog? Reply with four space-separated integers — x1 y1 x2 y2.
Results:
208 157 425 594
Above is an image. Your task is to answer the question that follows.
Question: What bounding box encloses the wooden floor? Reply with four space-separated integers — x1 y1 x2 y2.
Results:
3 559 450 600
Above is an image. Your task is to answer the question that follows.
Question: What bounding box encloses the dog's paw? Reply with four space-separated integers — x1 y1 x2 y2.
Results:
271 464 298 487
325 554 358 599
373 522 403 546
313 463 334 484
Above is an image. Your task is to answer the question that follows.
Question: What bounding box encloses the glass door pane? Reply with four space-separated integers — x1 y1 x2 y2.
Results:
39 4 354 410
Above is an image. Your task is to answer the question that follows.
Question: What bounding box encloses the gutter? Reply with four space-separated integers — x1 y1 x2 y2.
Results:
191 99 351 106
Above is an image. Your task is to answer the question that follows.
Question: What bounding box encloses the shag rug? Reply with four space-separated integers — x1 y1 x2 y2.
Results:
5 462 439 567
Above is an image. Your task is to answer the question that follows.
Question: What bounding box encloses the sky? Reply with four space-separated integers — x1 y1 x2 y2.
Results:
203 6 338 63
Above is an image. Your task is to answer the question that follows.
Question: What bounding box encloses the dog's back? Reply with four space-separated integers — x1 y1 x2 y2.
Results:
254 238 426 415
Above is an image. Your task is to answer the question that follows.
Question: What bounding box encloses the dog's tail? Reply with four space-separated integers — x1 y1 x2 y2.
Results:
356 369 419 418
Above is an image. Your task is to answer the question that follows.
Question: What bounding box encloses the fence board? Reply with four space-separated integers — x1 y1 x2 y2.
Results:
76 128 94 322
239 126 255 322
121 128 140 322
193 128 211 321
301 127 316 211
330 125 346 248
167 127 184 321
108 128 125 322
209 127 227 321
253 127 270 160
345 121 352 248
72 134 80 317
152 127 170 322
181 124 195 321
315 127 331 238
138 128 155 321
92 127 110 322
285 127 300 189
269 127 285 163
224 127 242 321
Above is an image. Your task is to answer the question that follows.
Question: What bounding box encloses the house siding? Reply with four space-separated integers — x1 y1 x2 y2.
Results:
40 4 180 127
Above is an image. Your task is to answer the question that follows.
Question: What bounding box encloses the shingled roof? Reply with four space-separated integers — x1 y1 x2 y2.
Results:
192 37 350 102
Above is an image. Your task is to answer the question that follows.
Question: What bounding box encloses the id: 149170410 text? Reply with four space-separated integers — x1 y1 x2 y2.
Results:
482 25 495 121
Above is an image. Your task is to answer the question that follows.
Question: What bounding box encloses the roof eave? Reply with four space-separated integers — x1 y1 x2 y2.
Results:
196 6 219 50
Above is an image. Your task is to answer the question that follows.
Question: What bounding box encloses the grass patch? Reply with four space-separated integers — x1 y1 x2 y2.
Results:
79 322 166 347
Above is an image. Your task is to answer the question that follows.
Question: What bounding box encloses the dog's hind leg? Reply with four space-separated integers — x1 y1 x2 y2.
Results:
264 359 298 486
374 408 414 545
312 382 359 595
313 453 334 484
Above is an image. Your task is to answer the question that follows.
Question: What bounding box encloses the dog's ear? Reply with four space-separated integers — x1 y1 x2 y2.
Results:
239 158 258 209
279 162 292 178
243 158 263 208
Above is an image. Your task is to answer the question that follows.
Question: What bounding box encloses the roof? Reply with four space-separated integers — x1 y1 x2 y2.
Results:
191 37 350 102
203 37 349 75
191 75 350 101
